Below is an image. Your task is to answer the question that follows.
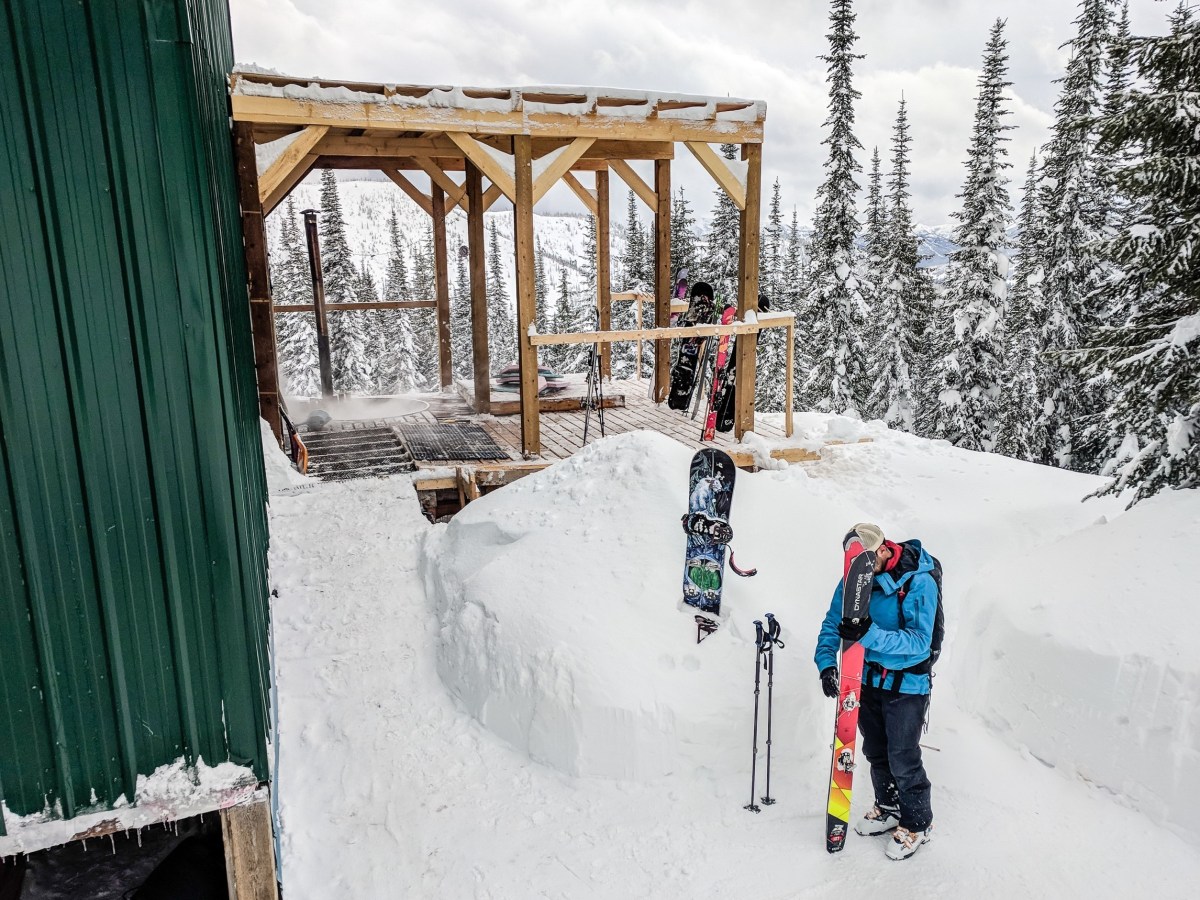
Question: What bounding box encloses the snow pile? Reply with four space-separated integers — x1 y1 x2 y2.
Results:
958 487 1200 845
261 418 308 493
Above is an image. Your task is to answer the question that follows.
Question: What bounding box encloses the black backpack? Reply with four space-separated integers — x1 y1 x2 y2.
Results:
891 554 944 684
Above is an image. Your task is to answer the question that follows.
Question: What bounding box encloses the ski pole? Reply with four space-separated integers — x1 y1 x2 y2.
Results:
746 619 765 813
761 613 785 806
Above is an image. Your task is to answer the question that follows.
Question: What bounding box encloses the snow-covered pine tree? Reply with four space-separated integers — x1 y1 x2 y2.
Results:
317 169 370 395
344 262 378 394
995 152 1053 461
861 145 888 384
760 179 784 306
410 224 440 388
377 208 419 392
274 197 321 397
1099 0 1136 235
670 188 699 282
1077 4 1200 504
1037 0 1113 469
535 238 550 334
621 190 648 289
798 0 869 416
925 18 1014 450
451 238 473 380
755 180 792 413
550 267 588 374
703 144 742 296
867 98 930 432
486 219 516 370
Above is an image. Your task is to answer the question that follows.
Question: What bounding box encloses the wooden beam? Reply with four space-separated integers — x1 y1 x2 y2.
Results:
609 159 656 210
734 142 763 439
446 132 516 201
262 154 318 216
785 318 794 438
528 316 791 346
483 183 505 210
221 798 277 900
513 135 540 456
596 168 612 379
274 300 437 313
258 124 329 207
231 93 766 144
432 185 453 389
561 171 597 216
316 134 461 157
383 169 433 216
466 162 490 414
685 141 747 211
653 159 671 401
232 122 282 441
532 137 596 203
416 158 469 213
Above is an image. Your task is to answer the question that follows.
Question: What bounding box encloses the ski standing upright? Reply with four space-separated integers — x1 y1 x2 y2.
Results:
825 531 876 852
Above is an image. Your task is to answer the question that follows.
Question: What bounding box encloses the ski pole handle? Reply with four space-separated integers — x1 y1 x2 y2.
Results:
753 619 764 650
765 612 785 649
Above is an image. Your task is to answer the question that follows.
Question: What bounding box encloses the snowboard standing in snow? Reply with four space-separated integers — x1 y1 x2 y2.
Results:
825 531 876 853
668 282 717 411
681 448 737 618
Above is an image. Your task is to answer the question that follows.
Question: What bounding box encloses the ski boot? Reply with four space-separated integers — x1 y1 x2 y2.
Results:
885 824 933 860
854 804 900 836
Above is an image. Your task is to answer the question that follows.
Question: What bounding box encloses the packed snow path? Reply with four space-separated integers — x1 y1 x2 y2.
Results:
265 425 1200 898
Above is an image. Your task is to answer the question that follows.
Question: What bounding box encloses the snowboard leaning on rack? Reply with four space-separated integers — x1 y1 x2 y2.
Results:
668 292 717 410
825 534 877 853
681 449 738 621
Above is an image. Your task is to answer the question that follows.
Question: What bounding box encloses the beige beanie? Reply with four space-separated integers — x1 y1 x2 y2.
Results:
850 522 885 552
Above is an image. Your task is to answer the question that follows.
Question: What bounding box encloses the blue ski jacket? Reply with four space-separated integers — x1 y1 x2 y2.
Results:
813 540 938 695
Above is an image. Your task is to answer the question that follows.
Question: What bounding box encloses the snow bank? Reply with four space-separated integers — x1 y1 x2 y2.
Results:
261 418 308 493
958 488 1200 845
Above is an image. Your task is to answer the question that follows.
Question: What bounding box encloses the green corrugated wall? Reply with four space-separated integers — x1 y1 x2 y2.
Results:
0 0 271 832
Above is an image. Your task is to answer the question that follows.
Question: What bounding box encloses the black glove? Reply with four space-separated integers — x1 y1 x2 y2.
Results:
838 616 872 643
820 666 839 698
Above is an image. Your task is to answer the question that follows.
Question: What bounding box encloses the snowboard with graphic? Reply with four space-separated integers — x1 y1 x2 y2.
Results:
681 449 737 616
668 291 717 411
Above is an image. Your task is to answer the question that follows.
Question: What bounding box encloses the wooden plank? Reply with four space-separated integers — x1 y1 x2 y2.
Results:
513 135 540 456
533 138 596 203
317 134 461 157
263 154 318 216
221 799 278 900
466 162 491 413
561 170 598 216
258 124 329 205
471 391 625 416
384 169 433 216
609 159 656 210
483 183 504 210
230 93 766 144
274 300 437 313
233 121 283 441
529 317 791 346
786 319 794 437
416 158 470 212
653 159 671 402
684 141 747 211
596 168 612 378
735 143 762 439
432 185 453 389
446 132 517 201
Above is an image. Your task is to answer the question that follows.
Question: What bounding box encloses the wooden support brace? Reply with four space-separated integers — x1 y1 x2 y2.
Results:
685 141 747 210
258 124 329 208
262 155 318 216
384 169 433 216
221 797 278 900
446 132 517 201
466 162 491 413
596 168 612 378
653 158 671 400
734 142 762 439
483 183 505 210
561 171 598 216
609 159 656 210
513 135 540 456
432 185 453 388
532 137 596 203
416 158 470 212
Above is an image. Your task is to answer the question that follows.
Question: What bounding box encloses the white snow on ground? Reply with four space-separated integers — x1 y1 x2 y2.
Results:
266 424 1200 898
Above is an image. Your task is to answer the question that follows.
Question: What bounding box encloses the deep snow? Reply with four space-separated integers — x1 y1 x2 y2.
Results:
266 421 1200 898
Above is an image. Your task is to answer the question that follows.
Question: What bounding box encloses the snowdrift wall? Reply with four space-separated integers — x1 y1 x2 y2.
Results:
957 489 1200 846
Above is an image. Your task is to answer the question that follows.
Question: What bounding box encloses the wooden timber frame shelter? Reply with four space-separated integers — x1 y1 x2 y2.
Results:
231 72 788 456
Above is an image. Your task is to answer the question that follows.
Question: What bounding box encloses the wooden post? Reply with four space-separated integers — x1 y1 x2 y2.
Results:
465 162 490 413
635 295 643 376
735 143 763 439
785 318 794 438
221 797 278 900
431 184 453 390
595 167 612 379
513 135 540 456
653 159 671 401
232 122 283 440
301 209 334 398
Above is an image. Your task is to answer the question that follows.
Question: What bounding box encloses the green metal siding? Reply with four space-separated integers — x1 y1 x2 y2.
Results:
0 0 270 831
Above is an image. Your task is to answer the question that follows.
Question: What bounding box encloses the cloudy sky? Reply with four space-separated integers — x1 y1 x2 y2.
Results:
230 0 1171 227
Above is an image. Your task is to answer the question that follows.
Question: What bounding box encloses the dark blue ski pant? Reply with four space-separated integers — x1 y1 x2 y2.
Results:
858 684 933 831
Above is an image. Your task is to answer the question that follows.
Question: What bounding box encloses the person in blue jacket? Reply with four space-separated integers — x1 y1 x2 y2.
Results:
814 522 938 860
